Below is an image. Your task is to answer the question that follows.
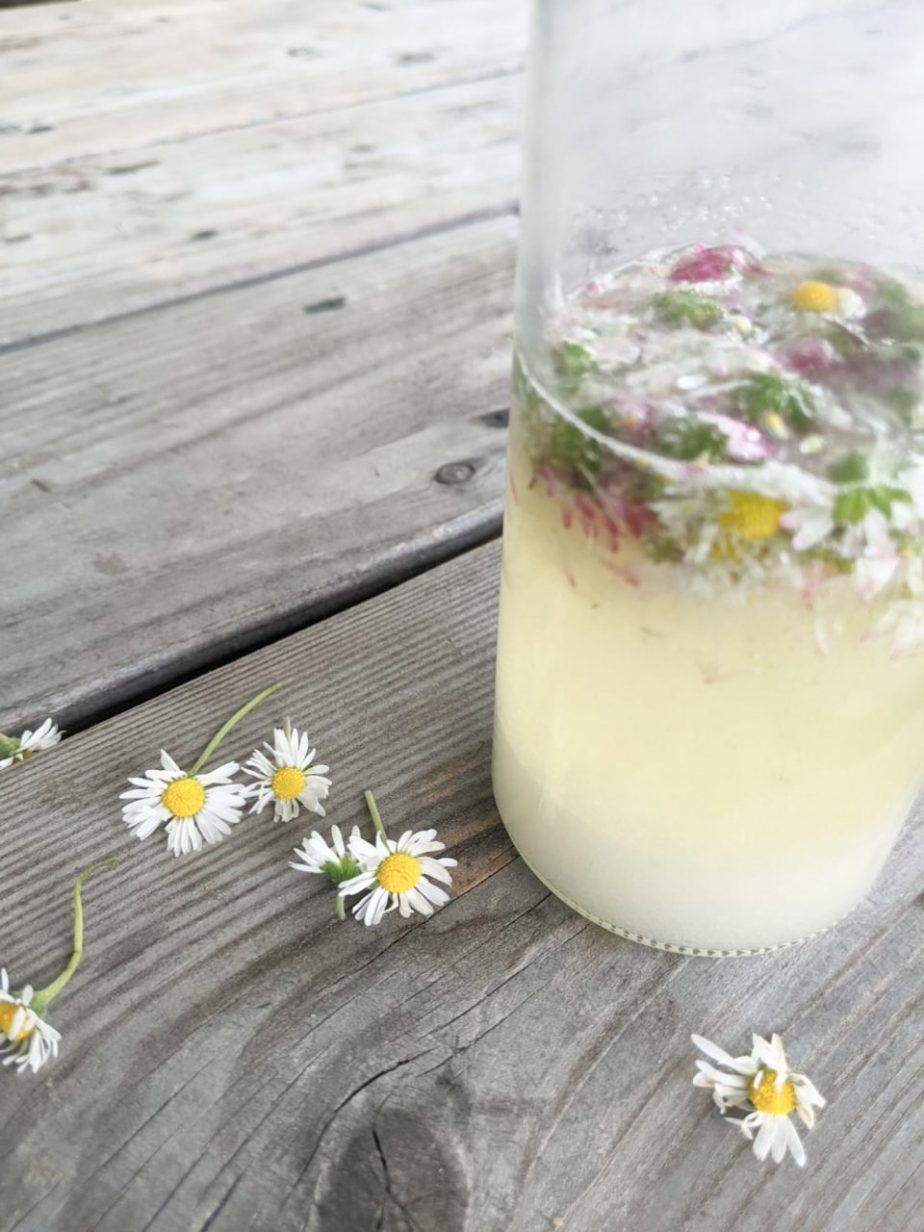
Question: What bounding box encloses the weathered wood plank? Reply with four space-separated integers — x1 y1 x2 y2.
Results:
0 541 921 1232
0 215 515 730
0 0 526 171
0 72 520 345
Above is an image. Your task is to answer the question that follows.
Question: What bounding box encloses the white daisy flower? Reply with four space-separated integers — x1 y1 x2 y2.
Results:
0 717 62 769
0 969 60 1074
290 824 361 918
243 725 331 823
780 504 835 551
120 751 248 856
339 793 457 926
692 1032 825 1167
290 824 360 879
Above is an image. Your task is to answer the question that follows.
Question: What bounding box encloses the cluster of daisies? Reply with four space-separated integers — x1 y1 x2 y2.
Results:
0 703 827 1173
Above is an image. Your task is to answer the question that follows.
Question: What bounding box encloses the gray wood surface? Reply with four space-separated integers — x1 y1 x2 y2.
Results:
0 214 514 731
1 541 921 1232
0 0 525 730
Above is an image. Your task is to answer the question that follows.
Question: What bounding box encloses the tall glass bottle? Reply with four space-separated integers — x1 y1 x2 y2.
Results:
493 0 924 954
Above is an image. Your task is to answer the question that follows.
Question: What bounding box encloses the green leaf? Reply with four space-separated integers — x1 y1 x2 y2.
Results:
655 417 728 462
833 488 872 524
733 372 816 431
828 451 870 484
652 290 724 330
833 485 911 524
548 406 612 480
553 341 597 388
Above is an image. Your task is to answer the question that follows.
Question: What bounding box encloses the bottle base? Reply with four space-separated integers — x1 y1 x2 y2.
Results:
510 840 843 958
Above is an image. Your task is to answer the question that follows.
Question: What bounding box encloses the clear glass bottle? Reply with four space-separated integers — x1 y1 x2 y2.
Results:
493 0 924 954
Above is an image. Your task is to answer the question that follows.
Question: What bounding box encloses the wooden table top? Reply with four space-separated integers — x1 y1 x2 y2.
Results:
1 4 921 1231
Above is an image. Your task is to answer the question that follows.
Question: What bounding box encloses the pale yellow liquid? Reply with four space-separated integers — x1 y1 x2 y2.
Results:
493 435 924 954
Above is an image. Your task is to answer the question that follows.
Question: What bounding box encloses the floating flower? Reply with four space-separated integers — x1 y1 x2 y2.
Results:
692 1032 825 1166
243 724 331 822
2 860 119 1075
669 244 760 284
0 717 62 770
290 824 361 918
780 502 835 551
339 791 457 926
719 490 789 541
121 753 248 856
698 411 771 462
790 280 864 319
120 683 279 856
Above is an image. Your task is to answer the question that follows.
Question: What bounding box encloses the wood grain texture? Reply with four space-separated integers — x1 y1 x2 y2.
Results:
0 0 526 172
0 68 521 346
0 214 515 731
0 541 922 1232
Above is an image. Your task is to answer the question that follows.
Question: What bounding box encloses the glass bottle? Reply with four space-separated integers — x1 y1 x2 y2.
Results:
493 0 924 954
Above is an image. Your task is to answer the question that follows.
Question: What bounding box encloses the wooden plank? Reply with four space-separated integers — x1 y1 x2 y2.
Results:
0 0 526 171
0 540 921 1232
0 72 521 345
0 214 515 730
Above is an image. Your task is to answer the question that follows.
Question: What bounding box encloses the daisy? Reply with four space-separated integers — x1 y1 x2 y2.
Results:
120 682 279 856
0 970 60 1074
121 752 248 856
243 724 331 822
338 791 457 926
0 717 62 769
1 859 118 1077
290 824 361 918
290 825 360 880
692 1032 825 1166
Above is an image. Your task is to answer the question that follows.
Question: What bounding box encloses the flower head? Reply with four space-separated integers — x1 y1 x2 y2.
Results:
0 970 60 1074
0 717 62 770
341 828 457 926
290 824 361 884
243 725 331 823
121 751 248 856
1 859 118 1077
692 1032 825 1166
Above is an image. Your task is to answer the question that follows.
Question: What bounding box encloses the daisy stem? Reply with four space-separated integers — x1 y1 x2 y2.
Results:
32 858 121 1014
189 683 281 774
363 789 389 842
335 896 346 921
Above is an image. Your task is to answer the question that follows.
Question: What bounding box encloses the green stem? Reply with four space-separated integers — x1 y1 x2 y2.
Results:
32 858 121 1014
189 683 280 774
363 790 390 845
335 895 346 921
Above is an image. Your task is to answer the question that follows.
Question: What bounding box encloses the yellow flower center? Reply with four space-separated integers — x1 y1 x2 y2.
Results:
719 491 788 541
750 1070 797 1116
790 280 840 313
0 1001 30 1043
271 765 306 800
376 852 421 894
162 776 206 818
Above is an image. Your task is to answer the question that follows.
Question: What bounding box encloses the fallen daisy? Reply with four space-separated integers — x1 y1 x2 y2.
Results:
692 1031 825 1166
1 859 119 1075
0 717 62 770
244 722 332 822
290 824 361 918
338 790 457 926
120 683 278 856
